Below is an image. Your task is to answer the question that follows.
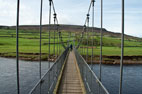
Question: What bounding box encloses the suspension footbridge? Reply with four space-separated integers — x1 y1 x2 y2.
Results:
14 0 125 94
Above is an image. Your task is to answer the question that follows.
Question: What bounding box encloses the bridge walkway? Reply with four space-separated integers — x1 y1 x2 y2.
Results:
57 51 85 94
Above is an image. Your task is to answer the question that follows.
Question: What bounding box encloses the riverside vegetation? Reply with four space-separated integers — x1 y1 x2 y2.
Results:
0 25 142 64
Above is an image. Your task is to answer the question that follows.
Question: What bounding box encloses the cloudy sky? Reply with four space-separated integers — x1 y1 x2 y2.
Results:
0 0 142 37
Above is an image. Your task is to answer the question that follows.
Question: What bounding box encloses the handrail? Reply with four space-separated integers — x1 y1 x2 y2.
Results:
29 47 69 94
74 48 109 94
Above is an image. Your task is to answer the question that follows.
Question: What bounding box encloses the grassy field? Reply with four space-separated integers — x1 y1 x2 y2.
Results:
78 46 142 56
0 28 72 60
0 28 142 61
78 32 142 56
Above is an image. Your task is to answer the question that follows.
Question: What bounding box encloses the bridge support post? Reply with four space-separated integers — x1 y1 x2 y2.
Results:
16 0 20 94
48 0 52 92
119 0 125 94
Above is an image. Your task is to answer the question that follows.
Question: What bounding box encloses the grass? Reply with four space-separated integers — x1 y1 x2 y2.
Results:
81 35 142 47
78 47 142 56
0 29 68 60
0 28 142 61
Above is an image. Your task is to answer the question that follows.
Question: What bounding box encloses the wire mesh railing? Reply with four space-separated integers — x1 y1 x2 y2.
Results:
14 0 125 93
74 48 109 94
29 47 69 94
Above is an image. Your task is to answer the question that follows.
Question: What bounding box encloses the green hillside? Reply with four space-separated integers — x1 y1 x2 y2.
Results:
0 26 142 61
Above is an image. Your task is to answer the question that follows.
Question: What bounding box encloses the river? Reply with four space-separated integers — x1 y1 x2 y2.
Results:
92 64 142 94
0 57 142 94
0 57 52 94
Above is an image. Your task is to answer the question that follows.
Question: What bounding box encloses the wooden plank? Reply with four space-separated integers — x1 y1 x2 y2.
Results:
57 51 85 94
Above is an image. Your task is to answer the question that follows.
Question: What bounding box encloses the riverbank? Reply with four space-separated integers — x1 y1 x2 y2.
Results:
1 53 142 64
0 52 57 62
84 55 142 65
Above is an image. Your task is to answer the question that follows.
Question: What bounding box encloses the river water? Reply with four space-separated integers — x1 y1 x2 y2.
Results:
0 57 52 94
0 57 142 94
92 64 142 94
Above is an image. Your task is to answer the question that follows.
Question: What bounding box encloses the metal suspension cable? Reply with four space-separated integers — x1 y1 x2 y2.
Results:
48 0 52 66
59 34 61 55
81 27 84 54
57 24 60 56
82 27 86 56
52 2 60 56
83 2 92 26
82 1 92 26
52 1 58 56
83 25 86 55
90 0 95 92
86 14 89 63
119 0 125 94
48 0 52 89
52 0 62 54
100 0 103 81
59 31 61 54
39 0 43 93
91 0 95 70
84 18 88 27
76 25 86 49
51 1 66 49
51 1 59 24
68 32 70 47
39 0 43 81
53 13 56 56
16 0 20 94
56 24 59 57
48 0 59 90
76 1 93 50
56 26 59 56
55 17 59 56
87 2 93 15
51 1 56 17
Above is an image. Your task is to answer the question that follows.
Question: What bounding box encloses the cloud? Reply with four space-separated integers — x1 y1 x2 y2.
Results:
0 0 141 37
0 0 17 25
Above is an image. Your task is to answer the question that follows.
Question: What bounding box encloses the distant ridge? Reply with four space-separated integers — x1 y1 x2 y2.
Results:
0 24 141 41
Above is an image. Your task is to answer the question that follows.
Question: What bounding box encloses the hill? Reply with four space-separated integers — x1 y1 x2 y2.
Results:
0 24 141 41
0 25 142 64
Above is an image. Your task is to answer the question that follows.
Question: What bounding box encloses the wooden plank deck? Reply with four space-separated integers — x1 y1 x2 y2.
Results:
57 51 85 94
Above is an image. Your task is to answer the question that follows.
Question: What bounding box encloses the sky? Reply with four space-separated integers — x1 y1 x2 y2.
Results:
0 0 142 37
